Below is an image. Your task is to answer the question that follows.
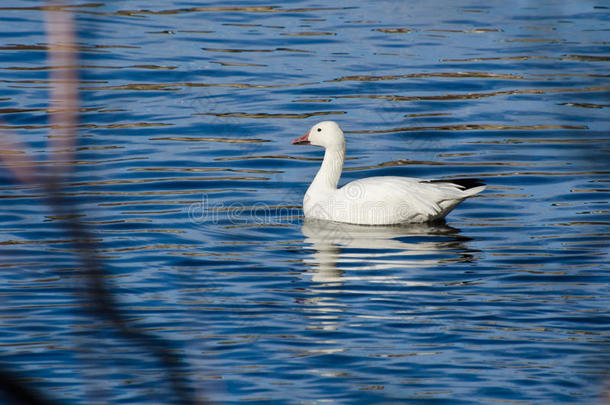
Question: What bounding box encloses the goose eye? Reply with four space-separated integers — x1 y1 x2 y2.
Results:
317 128 321 132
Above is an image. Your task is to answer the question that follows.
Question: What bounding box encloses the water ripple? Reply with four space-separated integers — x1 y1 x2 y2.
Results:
0 1 608 404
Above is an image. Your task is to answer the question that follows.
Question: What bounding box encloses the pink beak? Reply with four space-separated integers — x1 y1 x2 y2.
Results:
291 132 310 145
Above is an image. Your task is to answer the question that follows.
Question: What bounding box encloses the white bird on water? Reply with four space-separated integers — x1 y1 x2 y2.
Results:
292 121 486 225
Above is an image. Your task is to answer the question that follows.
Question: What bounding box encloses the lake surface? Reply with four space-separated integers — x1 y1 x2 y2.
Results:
1 1 609 404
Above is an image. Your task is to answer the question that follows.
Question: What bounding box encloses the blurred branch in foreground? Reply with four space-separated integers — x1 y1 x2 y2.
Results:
0 3 204 405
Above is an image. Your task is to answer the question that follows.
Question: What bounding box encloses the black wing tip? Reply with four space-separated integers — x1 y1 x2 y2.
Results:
423 178 486 190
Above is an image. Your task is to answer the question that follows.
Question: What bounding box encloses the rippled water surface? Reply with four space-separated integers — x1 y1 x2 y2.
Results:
1 1 609 404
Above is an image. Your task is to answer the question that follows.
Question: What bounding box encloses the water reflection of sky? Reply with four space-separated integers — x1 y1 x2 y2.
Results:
0 1 609 404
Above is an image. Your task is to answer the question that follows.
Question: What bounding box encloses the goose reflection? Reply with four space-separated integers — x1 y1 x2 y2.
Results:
301 218 478 284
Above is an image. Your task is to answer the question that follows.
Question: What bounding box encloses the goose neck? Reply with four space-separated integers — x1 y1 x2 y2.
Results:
311 145 345 191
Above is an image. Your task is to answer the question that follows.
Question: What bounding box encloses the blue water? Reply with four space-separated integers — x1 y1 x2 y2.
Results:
1 1 609 404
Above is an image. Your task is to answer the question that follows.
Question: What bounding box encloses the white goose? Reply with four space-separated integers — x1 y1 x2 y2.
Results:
292 121 485 225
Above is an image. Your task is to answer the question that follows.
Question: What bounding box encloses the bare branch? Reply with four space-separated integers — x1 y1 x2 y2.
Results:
45 3 78 182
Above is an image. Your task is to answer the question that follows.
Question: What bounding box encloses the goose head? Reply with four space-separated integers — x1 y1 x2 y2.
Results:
292 121 345 149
